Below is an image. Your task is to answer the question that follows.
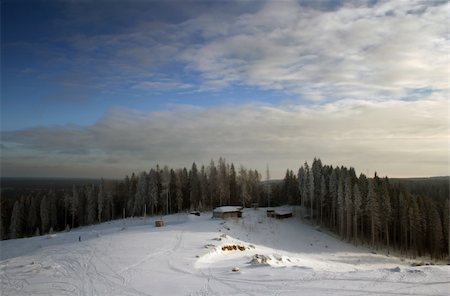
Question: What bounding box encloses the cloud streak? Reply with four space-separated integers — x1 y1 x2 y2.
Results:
9 0 447 102
181 0 448 99
2 95 447 178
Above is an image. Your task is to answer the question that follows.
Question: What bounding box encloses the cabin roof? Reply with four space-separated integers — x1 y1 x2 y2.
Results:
213 206 242 213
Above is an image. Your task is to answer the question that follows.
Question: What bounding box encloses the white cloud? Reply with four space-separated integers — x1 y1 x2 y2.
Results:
180 0 448 100
2 95 447 178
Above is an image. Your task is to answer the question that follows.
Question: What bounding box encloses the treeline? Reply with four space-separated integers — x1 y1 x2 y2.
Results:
1 158 262 239
1 158 448 260
279 159 449 260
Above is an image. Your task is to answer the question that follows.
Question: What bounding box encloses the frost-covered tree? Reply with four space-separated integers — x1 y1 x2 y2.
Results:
160 166 171 215
238 166 250 208
9 200 23 239
297 166 306 207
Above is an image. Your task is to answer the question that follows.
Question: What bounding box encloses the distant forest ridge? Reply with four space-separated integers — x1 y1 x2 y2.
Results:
1 158 449 261
1 175 448 190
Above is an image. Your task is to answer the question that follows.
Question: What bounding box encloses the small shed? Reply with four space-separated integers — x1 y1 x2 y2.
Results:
213 206 242 219
155 220 165 227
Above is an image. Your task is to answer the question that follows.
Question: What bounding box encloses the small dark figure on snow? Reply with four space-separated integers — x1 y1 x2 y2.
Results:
78 235 81 242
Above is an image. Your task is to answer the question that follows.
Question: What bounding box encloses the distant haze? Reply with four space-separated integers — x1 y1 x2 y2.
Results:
1 0 448 179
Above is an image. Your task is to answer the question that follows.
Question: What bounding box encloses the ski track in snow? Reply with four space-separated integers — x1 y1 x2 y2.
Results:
1 208 449 296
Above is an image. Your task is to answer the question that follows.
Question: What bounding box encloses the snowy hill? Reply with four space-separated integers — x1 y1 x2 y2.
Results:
1 208 449 296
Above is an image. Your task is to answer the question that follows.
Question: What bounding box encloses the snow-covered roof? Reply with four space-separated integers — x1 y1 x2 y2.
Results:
273 207 293 215
274 210 292 215
213 206 242 213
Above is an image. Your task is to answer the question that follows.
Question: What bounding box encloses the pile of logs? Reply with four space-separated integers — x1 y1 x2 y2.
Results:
221 245 246 251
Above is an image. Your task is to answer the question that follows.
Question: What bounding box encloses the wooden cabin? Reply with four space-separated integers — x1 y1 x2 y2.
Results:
212 206 242 219
274 209 293 219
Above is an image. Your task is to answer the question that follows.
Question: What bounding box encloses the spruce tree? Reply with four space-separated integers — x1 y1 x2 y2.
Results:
86 185 97 225
9 200 21 239
366 178 380 248
353 183 362 244
71 186 79 229
98 178 105 222
40 195 50 234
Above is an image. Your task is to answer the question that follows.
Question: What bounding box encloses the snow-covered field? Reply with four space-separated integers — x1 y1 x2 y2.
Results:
1 208 449 295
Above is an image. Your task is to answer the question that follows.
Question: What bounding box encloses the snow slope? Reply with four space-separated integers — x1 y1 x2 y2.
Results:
1 208 449 295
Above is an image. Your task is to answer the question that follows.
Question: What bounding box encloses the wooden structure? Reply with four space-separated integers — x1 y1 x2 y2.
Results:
274 211 293 219
267 208 293 219
155 220 165 227
212 206 242 219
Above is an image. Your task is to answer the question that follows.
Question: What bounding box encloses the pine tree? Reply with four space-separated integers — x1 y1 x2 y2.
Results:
229 163 238 205
379 179 391 249
48 190 57 230
86 185 97 225
175 169 184 212
320 174 327 226
71 186 79 229
148 169 159 215
344 176 353 241
428 203 444 259
9 200 22 239
199 165 209 211
297 166 306 208
64 192 70 229
27 195 39 235
353 183 362 244
218 157 229 206
208 160 218 208
337 174 345 237
98 178 105 222
309 168 315 222
366 178 380 248
40 195 50 234
190 162 200 210
238 166 250 208
329 169 338 230
134 172 147 216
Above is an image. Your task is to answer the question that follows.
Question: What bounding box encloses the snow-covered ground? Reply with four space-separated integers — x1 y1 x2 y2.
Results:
1 208 449 295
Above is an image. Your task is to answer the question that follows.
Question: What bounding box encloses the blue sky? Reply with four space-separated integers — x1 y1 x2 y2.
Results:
1 0 448 178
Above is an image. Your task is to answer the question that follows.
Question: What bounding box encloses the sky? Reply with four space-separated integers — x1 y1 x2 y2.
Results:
1 0 448 179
